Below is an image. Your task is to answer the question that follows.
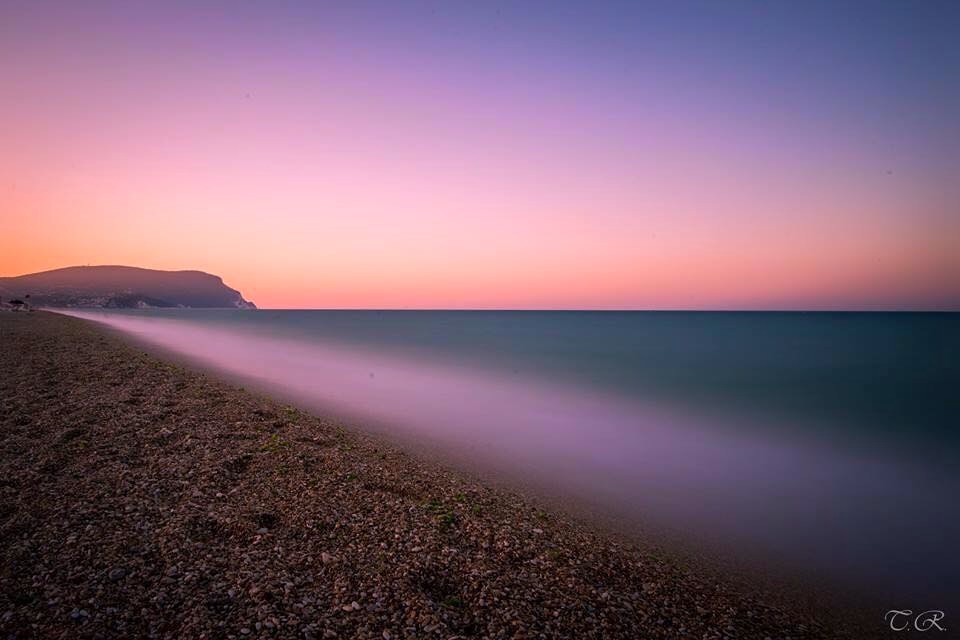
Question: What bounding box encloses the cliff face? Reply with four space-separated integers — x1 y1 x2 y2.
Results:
0 266 256 309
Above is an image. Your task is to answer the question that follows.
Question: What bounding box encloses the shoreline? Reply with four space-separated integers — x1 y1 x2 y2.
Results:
1 312 862 638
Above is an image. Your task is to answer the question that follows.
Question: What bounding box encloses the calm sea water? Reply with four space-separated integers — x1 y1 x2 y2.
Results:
62 309 960 601
85 310 958 456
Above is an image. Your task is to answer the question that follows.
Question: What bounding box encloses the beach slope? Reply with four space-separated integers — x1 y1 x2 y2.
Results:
0 312 838 639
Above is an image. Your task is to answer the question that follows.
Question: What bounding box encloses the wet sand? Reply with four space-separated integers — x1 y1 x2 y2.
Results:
0 312 856 638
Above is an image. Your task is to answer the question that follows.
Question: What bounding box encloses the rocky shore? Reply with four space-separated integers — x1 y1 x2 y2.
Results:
1 312 847 639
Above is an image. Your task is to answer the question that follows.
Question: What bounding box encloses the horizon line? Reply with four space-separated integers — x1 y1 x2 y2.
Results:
106 307 960 313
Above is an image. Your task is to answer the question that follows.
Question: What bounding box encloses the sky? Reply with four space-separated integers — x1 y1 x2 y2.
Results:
1 0 958 309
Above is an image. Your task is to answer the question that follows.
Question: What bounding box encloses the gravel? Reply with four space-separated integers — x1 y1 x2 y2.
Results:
0 312 853 638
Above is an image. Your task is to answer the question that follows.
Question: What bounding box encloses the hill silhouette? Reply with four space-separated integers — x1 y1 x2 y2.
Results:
0 266 256 309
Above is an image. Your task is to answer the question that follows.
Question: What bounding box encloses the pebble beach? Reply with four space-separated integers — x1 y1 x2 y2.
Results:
0 312 852 639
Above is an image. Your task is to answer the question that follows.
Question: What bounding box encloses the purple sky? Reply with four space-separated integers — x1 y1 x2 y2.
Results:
2 1 958 308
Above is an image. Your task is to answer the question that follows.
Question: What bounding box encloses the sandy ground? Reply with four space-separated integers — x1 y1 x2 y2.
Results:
0 311 853 639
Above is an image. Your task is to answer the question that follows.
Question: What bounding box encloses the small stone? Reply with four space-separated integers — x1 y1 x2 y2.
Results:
108 567 126 581
240 628 251 635
257 527 269 534
321 552 334 564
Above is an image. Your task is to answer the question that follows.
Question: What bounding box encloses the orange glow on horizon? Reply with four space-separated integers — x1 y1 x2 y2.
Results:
2 2 957 309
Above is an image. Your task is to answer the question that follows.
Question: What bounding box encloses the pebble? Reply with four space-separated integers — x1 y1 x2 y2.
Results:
0 314 839 640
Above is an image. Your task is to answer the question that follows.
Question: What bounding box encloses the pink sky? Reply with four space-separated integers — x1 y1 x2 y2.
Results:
2 2 957 309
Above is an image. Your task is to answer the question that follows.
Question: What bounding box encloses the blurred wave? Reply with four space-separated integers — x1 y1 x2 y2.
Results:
61 309 960 601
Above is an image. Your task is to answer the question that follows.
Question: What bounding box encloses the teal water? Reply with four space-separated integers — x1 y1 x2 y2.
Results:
100 309 959 463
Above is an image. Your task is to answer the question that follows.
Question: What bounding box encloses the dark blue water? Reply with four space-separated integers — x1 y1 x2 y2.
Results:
103 309 960 464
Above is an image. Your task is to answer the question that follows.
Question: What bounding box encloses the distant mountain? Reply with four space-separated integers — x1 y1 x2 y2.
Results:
0 266 256 309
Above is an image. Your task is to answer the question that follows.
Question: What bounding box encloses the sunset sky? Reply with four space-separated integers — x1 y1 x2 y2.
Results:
2 1 958 309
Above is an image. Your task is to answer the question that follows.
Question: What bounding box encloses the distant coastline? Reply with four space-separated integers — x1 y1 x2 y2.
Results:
0 265 255 309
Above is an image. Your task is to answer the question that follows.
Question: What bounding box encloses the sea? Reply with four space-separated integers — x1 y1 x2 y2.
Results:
60 309 960 603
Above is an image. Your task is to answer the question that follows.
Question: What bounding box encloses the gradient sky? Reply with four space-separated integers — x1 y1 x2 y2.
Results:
2 1 958 309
